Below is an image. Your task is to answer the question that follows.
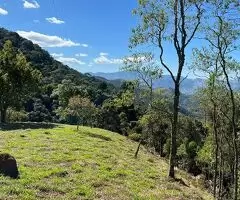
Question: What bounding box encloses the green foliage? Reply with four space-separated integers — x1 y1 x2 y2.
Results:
177 141 188 158
0 28 116 124
0 40 41 122
93 81 139 134
53 79 88 108
6 108 27 122
119 112 130 136
122 53 162 111
196 135 214 167
163 138 171 156
65 96 96 127
28 98 52 122
128 132 142 142
186 141 198 159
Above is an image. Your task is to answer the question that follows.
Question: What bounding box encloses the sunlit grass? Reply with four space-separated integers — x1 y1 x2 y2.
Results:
0 124 213 199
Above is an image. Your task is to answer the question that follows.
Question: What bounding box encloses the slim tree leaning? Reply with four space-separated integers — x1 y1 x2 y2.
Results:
130 0 203 178
123 53 162 158
199 1 240 198
192 48 222 197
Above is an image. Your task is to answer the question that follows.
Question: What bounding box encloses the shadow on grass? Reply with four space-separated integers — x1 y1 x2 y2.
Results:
0 122 57 131
82 131 112 141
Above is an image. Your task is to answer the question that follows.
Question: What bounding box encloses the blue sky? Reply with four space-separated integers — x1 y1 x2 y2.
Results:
0 0 228 78
0 0 139 73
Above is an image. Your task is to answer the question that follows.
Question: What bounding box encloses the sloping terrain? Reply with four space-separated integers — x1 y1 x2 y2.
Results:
0 124 213 200
0 28 115 91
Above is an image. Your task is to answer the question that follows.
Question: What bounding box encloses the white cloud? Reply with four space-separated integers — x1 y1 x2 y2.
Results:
100 52 109 56
81 44 88 48
17 31 88 48
94 55 123 65
75 53 88 57
0 7 8 15
55 57 86 66
23 0 40 9
51 53 86 66
46 17 65 24
51 53 64 57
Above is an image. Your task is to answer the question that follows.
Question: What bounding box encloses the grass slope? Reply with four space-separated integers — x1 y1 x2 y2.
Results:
0 124 213 200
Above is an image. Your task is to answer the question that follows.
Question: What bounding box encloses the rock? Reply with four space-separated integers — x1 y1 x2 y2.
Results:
0 153 19 178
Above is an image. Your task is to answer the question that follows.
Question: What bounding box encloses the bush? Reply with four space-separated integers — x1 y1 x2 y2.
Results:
7 109 27 122
196 135 214 173
177 142 188 158
177 140 201 175
186 141 198 159
163 138 171 157
128 133 142 142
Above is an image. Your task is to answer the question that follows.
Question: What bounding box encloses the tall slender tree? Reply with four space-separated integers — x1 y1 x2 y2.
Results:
130 0 203 178
199 1 239 198
192 48 222 197
193 1 240 198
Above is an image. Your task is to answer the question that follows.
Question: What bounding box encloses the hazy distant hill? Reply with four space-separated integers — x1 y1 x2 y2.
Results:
91 72 205 94
92 71 240 94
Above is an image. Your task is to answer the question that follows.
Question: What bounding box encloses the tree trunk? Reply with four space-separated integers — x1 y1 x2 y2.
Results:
213 104 219 198
160 134 164 157
135 139 142 158
233 137 238 200
168 84 180 178
221 59 238 200
0 108 7 123
218 136 223 200
150 78 153 108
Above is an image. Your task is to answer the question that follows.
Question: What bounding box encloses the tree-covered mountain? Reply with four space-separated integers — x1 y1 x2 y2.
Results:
0 28 115 91
0 28 118 123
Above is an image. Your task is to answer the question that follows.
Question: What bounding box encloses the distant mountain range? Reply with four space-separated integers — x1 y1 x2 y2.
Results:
91 71 240 94
91 72 205 94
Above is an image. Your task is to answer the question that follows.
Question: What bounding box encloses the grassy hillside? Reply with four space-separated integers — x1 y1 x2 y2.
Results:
0 124 213 200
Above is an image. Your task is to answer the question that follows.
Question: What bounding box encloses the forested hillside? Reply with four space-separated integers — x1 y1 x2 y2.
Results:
0 28 116 123
0 28 115 89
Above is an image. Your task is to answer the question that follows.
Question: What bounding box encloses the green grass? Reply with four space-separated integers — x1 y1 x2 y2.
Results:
0 124 213 200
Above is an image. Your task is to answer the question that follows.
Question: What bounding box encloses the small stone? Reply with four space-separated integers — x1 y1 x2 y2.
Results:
0 153 19 178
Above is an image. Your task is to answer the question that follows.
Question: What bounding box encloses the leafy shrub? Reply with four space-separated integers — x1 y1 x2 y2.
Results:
163 138 171 157
196 135 214 170
7 109 27 122
128 132 142 142
177 142 188 158
186 141 198 159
